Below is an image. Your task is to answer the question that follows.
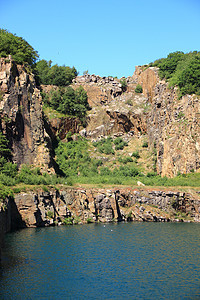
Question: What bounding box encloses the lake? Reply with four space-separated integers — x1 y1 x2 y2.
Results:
0 222 200 299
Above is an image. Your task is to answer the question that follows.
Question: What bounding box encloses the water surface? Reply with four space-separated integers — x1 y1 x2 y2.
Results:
0 222 200 299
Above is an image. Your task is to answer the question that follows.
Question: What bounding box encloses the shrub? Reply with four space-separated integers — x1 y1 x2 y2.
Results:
142 141 148 148
45 85 90 122
120 78 127 91
113 137 128 150
94 138 115 155
132 151 140 159
118 156 133 164
63 217 73 225
0 184 14 200
135 84 143 93
86 217 94 224
46 211 54 219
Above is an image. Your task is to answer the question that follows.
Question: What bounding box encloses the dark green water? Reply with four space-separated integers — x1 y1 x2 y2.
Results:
0 222 200 299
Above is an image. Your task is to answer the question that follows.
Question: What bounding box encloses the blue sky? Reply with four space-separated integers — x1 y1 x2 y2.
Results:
0 0 200 78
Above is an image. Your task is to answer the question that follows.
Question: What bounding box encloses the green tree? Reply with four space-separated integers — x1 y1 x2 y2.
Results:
35 59 52 85
36 60 77 86
151 51 200 96
153 51 184 80
0 29 38 67
169 53 200 96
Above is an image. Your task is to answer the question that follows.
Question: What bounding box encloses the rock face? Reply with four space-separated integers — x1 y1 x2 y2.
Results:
73 74 124 106
73 74 148 139
0 57 51 171
73 68 200 177
7 187 200 228
0 187 199 259
135 67 200 177
0 58 199 177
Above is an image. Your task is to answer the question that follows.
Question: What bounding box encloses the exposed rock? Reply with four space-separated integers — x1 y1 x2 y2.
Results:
135 67 200 177
3 187 199 228
0 57 51 171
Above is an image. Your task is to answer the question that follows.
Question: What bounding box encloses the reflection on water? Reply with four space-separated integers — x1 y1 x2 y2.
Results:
0 223 200 299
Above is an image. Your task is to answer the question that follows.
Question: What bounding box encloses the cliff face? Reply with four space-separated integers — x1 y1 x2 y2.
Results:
0 57 51 171
73 74 148 139
2 187 200 229
74 69 200 177
135 67 200 177
0 58 199 177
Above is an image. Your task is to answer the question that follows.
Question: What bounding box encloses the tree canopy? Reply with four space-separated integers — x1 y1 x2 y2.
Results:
35 59 77 86
150 51 200 96
0 29 39 67
44 85 90 121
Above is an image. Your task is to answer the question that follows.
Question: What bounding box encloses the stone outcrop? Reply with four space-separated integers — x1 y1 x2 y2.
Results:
72 74 148 139
134 67 200 177
0 57 51 171
6 187 200 228
73 74 124 106
0 187 199 259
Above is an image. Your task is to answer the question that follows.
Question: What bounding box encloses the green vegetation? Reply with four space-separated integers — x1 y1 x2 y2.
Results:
0 133 66 197
113 137 128 150
93 137 115 155
43 86 90 121
135 84 143 93
120 78 127 91
142 141 148 148
46 211 54 219
35 59 77 86
132 150 140 159
63 217 73 225
150 51 200 97
86 217 94 224
0 29 38 68
118 156 133 164
54 136 200 187
55 137 102 177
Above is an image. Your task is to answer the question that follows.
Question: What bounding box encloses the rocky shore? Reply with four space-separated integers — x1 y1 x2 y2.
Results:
0 186 199 260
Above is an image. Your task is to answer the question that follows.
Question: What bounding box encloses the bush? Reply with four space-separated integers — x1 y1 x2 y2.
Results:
63 217 73 225
44 85 90 122
94 138 115 155
86 217 94 224
142 141 148 148
46 211 54 219
132 151 140 159
0 184 14 200
56 137 101 177
113 137 128 150
120 78 127 91
135 84 143 93
118 156 133 164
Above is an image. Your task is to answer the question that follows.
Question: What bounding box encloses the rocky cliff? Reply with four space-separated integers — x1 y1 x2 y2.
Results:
0 58 199 178
1 187 200 230
0 57 52 171
136 67 200 177
73 74 148 139
72 69 200 177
